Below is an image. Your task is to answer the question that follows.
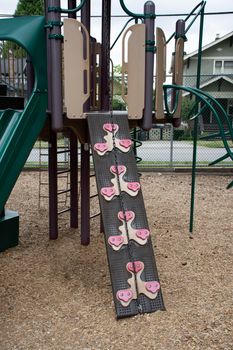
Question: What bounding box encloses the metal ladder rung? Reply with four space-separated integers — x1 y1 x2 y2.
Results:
58 208 71 215
57 149 70 154
90 212 101 219
57 169 70 175
57 189 71 195
90 194 98 199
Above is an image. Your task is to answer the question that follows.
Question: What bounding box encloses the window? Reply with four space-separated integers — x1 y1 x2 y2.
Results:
214 60 233 74
224 61 233 74
214 60 222 74
227 99 233 116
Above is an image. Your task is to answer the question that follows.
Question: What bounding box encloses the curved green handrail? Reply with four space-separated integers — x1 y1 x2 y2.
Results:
165 85 233 142
190 88 233 140
110 17 136 50
119 0 155 19
164 84 233 161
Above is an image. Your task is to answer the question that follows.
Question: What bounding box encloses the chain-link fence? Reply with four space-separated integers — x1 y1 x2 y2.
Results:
1 39 232 170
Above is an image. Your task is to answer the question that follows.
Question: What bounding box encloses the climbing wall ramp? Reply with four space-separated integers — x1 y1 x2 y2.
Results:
88 112 165 318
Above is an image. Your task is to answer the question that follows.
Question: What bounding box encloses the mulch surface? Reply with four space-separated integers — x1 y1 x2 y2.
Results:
0 171 232 350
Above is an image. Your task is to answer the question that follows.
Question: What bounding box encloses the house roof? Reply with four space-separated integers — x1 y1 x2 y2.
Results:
183 75 233 96
184 31 233 61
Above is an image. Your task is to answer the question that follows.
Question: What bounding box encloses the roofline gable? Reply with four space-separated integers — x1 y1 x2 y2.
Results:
184 31 233 61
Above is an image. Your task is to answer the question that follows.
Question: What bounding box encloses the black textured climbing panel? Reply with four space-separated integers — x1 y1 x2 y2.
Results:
88 112 165 318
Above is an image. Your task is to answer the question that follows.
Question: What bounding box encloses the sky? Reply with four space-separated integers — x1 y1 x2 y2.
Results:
0 0 233 66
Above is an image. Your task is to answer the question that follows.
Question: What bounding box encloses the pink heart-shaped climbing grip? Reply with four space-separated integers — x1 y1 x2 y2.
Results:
135 229 150 241
119 139 132 149
100 187 116 198
118 210 134 222
103 123 119 132
110 165 126 175
127 182 140 192
94 142 108 154
108 235 124 248
116 289 133 303
145 281 160 294
126 261 144 274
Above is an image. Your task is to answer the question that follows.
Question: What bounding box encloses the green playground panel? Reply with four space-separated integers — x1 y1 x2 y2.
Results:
0 210 19 252
0 16 48 251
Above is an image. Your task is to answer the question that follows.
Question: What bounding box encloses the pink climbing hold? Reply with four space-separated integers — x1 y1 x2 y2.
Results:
110 165 126 175
103 123 118 132
101 187 116 198
126 261 143 273
118 210 134 222
94 142 108 154
127 182 140 192
135 229 150 240
145 281 160 294
116 289 133 303
119 139 132 149
108 235 124 248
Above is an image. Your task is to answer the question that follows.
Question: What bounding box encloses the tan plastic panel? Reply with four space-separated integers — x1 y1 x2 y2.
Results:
173 37 184 119
64 18 90 119
155 27 166 120
122 24 145 119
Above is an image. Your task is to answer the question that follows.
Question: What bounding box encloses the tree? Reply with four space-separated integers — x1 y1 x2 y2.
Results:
14 0 44 16
181 96 196 122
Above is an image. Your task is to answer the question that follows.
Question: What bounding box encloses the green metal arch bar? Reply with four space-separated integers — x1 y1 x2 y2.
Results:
163 88 180 117
166 1 206 44
119 0 155 19
164 84 233 160
165 85 233 141
48 0 87 14
110 17 136 50
190 87 233 140
185 1 206 34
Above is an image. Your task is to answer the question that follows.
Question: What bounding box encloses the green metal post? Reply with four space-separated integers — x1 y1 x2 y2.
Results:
189 3 206 233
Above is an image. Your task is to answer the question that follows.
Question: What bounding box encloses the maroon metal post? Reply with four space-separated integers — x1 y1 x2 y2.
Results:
45 0 59 239
47 0 63 131
69 130 78 228
101 0 111 111
172 19 185 128
80 1 91 245
44 0 52 113
98 0 111 233
48 128 58 239
141 1 155 131
67 1 79 229
80 143 90 245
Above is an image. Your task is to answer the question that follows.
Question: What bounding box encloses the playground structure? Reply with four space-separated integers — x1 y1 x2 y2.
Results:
0 1 232 318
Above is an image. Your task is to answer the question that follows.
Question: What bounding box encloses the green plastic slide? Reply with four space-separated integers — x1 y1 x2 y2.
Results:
0 16 48 212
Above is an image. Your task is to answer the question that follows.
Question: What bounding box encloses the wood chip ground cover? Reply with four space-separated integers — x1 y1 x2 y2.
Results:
0 172 232 350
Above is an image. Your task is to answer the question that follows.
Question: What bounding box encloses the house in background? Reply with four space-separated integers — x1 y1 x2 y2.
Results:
183 31 233 130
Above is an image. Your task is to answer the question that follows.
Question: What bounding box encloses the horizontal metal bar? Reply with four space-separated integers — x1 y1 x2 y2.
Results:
90 212 101 219
57 149 70 154
57 169 70 175
57 189 71 195
58 208 71 215
90 194 98 199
